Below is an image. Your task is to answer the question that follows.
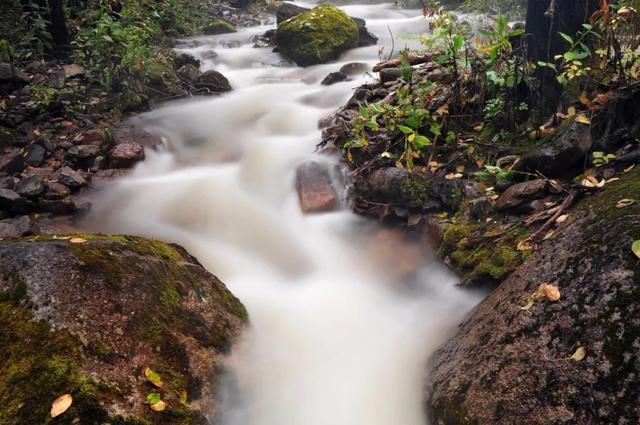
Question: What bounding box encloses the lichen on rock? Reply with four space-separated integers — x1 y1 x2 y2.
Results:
275 5 359 66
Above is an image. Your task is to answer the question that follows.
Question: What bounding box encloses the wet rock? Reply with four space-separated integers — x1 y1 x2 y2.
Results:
361 167 435 210
346 87 372 107
178 64 203 84
37 197 78 215
0 215 40 238
276 5 359 67
428 175 463 211
24 60 45 74
195 70 232 93
67 144 101 159
321 71 348 86
44 181 71 200
340 62 369 76
47 68 66 88
0 188 22 209
253 29 276 48
427 168 640 425
591 83 640 152
202 18 237 35
109 142 145 168
0 63 27 84
111 124 163 148
62 64 86 78
495 179 548 211
57 166 86 188
14 174 45 198
25 143 47 167
0 235 246 424
0 149 25 175
295 161 338 213
0 176 13 189
379 67 401 83
174 52 201 69
351 16 378 47
276 2 308 23
515 119 592 177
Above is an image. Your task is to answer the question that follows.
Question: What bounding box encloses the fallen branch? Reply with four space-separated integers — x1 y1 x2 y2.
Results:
528 190 578 241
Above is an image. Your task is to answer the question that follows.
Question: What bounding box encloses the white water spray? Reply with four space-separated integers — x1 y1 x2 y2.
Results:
87 4 480 424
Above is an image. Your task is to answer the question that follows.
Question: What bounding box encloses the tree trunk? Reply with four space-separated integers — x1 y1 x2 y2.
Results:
48 0 69 47
525 0 599 63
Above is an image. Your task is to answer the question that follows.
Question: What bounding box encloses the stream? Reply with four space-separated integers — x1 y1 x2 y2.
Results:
86 3 481 424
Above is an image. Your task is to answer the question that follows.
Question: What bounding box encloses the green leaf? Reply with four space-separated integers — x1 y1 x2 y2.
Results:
632 240 640 259
102 35 113 42
146 392 161 405
559 32 574 44
414 134 431 148
145 367 164 388
398 125 413 135
453 34 464 52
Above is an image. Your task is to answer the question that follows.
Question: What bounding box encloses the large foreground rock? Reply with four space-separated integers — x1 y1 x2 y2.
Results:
426 168 640 424
275 5 359 66
0 235 247 424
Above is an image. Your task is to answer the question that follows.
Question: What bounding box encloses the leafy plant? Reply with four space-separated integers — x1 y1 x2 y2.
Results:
592 151 616 166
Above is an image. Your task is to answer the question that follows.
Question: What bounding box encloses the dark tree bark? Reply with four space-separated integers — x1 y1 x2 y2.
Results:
48 0 69 47
525 0 599 62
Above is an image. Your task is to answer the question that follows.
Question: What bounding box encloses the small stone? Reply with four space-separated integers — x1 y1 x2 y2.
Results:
24 60 45 74
63 64 86 78
67 144 101 159
174 52 201 69
0 188 22 208
495 179 548 211
0 149 25 175
177 64 202 84
379 67 402 83
15 174 45 198
109 142 145 168
195 70 232 93
48 68 66 88
25 144 47 167
57 166 86 188
44 181 71 200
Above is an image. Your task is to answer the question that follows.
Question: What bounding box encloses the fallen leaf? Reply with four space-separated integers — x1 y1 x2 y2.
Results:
473 124 483 132
632 240 640 260
624 164 635 173
617 198 636 208
69 237 87 244
146 392 162 405
517 239 533 251
51 394 73 418
543 229 556 240
445 172 463 180
519 296 534 310
556 214 569 223
569 346 587 361
179 389 188 406
150 400 166 412
380 151 391 158
455 165 465 173
579 91 590 106
145 367 164 388
575 114 591 125
539 283 561 301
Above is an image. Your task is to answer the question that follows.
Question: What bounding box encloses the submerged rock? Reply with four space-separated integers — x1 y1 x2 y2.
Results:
321 71 348 86
0 235 247 424
109 141 145 168
427 168 640 424
195 70 233 93
275 5 359 66
202 18 237 35
296 161 339 213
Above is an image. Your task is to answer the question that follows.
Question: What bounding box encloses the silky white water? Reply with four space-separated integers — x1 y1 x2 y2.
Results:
87 3 480 424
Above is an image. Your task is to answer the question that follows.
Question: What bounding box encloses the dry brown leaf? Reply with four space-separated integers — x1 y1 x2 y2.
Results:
569 346 587 361
617 198 636 208
517 239 533 251
539 283 561 301
445 173 463 180
567 106 577 116
556 214 569 223
455 165 465 173
69 238 88 244
150 400 166 412
543 229 556 240
579 91 591 106
51 394 73 418
519 296 534 310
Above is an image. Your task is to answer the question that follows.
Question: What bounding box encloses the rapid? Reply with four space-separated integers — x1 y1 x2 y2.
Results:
85 3 481 424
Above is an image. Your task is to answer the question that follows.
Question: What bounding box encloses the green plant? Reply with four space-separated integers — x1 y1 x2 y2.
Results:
592 151 616 166
18 2 52 60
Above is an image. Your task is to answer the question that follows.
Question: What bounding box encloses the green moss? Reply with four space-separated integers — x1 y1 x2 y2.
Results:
202 18 237 35
439 222 529 286
399 174 431 209
276 5 359 66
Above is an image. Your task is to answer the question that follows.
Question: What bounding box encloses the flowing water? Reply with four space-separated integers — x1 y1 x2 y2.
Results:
86 3 481 424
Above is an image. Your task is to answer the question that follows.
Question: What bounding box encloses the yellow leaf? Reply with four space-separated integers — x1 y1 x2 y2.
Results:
51 394 73 418
69 238 87 244
145 367 164 388
575 114 591 125
179 389 189 406
569 346 587 361
632 240 640 260
543 229 555 240
150 400 166 412
556 214 568 223
616 198 636 208
517 239 533 251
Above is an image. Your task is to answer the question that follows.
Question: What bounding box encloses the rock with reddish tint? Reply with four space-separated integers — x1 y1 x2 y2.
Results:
426 169 640 425
57 166 86 188
62 64 86 78
44 181 71 200
111 124 163 148
109 142 145 168
0 215 39 238
495 179 548 211
14 174 45 198
295 161 338 213
0 235 246 424
67 144 101 159
0 149 25 175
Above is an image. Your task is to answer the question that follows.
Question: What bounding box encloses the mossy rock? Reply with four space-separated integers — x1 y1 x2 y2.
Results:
275 4 359 66
202 18 237 35
427 167 640 424
0 234 247 424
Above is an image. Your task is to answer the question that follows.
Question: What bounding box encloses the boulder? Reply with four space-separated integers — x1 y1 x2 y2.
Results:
14 174 45 198
295 161 339 213
351 16 378 47
174 52 201 69
178 64 203 84
340 62 369 76
427 167 640 424
275 5 359 66
515 119 592 177
0 215 39 238
25 143 47 167
109 141 145 168
202 18 237 35
195 70 232 93
276 2 309 23
0 235 246 424
253 29 276 48
321 71 348 85
62 64 86 78
495 179 548 211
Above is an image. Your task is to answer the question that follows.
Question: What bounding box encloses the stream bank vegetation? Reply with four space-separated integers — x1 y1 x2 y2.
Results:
322 0 640 287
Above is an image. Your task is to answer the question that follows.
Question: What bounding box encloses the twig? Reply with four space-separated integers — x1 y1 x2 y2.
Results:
528 190 578 240
387 26 395 62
